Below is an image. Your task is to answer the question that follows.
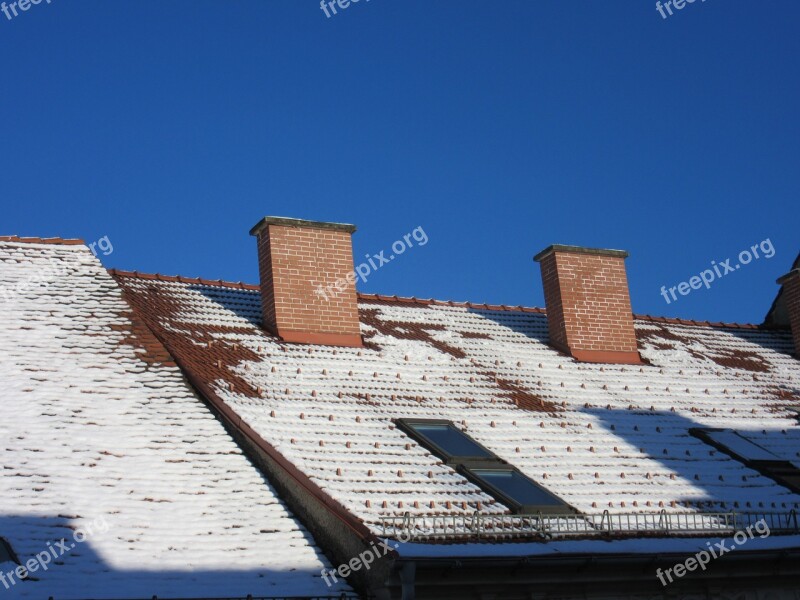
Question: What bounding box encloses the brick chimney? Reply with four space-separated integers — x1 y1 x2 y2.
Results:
250 216 362 347
533 244 641 364
777 269 800 355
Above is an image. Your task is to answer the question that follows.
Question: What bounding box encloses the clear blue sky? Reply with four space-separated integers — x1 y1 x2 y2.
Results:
1 0 797 324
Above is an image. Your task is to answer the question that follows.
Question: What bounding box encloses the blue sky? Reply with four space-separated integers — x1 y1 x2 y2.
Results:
1 0 797 323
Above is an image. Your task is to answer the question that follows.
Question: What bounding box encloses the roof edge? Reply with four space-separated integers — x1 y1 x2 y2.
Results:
109 268 260 291
0 235 85 246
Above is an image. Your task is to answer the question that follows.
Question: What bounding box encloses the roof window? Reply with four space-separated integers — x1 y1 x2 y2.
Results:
461 466 573 513
397 419 495 464
691 428 800 494
397 418 575 514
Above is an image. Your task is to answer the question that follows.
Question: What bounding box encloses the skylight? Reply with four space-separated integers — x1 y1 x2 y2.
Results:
397 419 495 464
462 467 573 513
691 428 800 494
396 418 575 514
700 429 778 462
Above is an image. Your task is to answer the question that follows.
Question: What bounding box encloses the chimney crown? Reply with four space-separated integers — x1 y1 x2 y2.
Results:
250 216 357 237
534 244 629 262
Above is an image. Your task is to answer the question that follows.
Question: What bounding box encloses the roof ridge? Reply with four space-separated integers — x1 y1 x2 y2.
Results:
0 235 85 246
108 269 773 331
108 268 259 291
634 314 762 330
358 292 547 313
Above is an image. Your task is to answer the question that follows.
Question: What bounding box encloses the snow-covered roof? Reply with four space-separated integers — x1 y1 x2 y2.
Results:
111 270 800 551
0 240 352 599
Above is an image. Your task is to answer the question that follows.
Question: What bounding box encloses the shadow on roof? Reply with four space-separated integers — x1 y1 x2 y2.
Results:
465 307 550 344
723 326 797 361
581 407 800 511
0 514 356 600
187 284 263 328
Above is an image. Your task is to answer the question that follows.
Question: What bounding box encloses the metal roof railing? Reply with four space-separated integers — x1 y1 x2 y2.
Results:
380 509 800 542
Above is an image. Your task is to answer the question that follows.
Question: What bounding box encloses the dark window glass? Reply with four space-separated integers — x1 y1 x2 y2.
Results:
691 427 800 494
470 469 565 507
703 430 778 461
408 423 494 460
397 418 575 514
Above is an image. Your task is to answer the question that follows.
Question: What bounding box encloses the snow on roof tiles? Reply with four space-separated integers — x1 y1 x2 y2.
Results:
110 271 800 543
0 241 351 599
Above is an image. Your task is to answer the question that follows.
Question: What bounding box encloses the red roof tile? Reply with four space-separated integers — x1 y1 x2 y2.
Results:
0 235 85 245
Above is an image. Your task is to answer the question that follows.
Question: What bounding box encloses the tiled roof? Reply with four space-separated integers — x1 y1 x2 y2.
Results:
0 241 352 598
111 270 800 545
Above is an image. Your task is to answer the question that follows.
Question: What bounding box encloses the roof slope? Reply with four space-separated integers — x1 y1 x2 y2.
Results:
111 272 800 545
0 241 351 599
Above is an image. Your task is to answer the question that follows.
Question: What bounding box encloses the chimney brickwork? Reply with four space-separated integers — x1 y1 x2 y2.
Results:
777 269 800 356
534 245 641 364
250 216 362 347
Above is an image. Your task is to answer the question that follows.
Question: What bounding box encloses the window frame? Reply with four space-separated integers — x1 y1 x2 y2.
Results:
396 418 500 466
396 417 576 515
689 428 778 463
459 465 576 514
690 427 800 494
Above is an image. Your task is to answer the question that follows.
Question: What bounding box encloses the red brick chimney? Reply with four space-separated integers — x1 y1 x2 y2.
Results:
250 216 362 347
777 269 800 355
533 244 641 364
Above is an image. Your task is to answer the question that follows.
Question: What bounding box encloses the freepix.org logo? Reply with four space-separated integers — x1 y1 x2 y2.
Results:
656 519 770 586
321 531 411 587
320 0 370 19
659 238 775 305
314 226 428 301
0 516 109 590
1 0 53 22
656 0 708 20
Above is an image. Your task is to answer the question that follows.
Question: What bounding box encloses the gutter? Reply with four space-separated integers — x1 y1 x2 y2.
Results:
391 548 800 598
396 547 800 568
